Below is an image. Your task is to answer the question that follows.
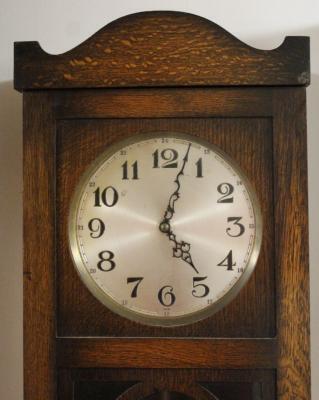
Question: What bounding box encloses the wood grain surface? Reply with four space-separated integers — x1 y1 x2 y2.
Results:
273 88 310 400
23 92 56 400
56 338 277 369
56 87 273 119
14 11 310 90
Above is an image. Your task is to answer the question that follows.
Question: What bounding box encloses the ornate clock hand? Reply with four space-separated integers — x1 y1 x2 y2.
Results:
159 222 199 274
162 142 191 222
159 143 199 274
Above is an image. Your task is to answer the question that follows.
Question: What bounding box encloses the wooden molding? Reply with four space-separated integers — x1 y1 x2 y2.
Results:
56 338 277 369
14 11 310 90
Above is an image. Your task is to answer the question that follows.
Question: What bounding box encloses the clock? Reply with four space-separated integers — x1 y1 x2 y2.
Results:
15 11 310 400
68 133 262 326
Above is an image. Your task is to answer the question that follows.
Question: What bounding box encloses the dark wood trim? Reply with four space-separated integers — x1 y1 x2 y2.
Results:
273 88 310 399
56 338 277 369
55 87 273 119
14 11 310 90
23 92 56 400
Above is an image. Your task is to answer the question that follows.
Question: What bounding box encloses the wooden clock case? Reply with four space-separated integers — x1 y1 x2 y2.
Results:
14 11 311 400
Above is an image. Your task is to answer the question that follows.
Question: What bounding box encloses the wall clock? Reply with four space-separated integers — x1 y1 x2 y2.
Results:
15 11 310 400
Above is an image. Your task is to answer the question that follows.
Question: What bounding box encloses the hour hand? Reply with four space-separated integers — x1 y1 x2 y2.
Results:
159 221 199 274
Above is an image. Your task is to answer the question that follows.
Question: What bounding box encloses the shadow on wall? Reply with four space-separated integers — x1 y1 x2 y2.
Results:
0 80 22 250
0 80 23 400
0 80 22 279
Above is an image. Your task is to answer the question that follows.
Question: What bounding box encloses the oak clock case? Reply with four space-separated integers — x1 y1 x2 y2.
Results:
15 10 310 400
68 133 262 327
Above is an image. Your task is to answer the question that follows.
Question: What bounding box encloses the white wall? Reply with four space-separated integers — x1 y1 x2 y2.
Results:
1 1 318 398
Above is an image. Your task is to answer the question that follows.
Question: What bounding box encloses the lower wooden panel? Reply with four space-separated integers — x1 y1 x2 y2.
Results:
56 338 277 369
58 368 276 400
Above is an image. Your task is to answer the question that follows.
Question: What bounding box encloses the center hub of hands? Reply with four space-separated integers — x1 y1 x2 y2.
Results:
159 221 170 233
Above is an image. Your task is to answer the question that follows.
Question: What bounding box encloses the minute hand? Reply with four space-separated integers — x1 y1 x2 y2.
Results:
159 143 199 274
163 142 191 222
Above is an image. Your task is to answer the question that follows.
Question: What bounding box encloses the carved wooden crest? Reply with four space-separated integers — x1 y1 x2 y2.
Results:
15 11 309 90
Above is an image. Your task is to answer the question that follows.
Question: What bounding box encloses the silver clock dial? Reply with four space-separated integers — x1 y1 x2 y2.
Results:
68 133 262 326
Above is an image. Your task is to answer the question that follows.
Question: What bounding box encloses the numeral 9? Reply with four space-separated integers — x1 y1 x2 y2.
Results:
88 218 105 238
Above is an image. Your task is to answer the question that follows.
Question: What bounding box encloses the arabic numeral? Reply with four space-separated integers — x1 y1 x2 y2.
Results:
93 186 119 207
158 285 176 306
192 276 209 298
122 160 139 180
127 277 144 298
88 218 105 238
217 250 236 271
195 157 203 178
152 149 159 168
153 149 178 168
226 217 245 237
217 183 234 203
97 250 116 272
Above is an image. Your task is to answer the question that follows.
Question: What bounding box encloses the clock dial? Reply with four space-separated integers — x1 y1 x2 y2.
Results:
69 133 262 326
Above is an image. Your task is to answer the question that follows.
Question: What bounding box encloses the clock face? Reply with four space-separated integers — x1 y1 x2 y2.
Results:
68 133 262 326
